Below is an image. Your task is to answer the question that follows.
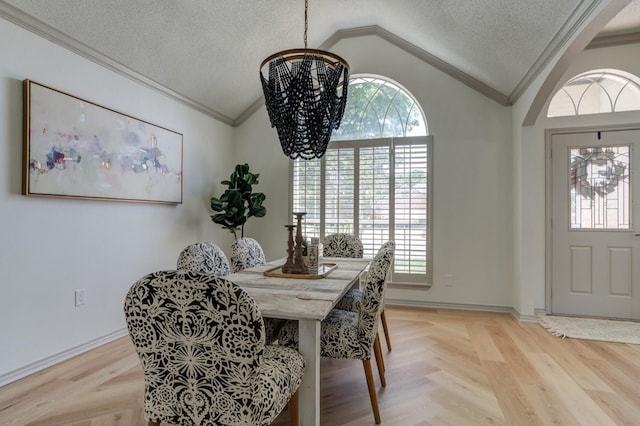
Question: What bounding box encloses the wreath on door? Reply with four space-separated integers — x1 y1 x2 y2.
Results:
570 147 628 199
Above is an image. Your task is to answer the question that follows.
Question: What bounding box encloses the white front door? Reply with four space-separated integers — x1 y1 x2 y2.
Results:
551 129 640 320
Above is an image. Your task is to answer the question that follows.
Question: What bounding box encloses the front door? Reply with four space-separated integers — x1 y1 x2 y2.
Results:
551 129 640 320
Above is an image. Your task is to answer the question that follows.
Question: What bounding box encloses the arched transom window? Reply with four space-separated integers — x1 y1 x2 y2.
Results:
291 75 433 286
332 76 428 140
547 69 640 117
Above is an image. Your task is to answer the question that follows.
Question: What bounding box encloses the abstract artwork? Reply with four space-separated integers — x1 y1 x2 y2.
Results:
22 80 183 204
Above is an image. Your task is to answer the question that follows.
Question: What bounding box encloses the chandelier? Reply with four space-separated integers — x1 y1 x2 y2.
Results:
260 0 350 160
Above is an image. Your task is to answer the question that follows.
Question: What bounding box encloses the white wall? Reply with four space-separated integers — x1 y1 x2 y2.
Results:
235 35 514 310
0 18 234 384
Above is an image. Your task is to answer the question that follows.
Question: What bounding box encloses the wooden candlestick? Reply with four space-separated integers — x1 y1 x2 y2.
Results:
292 212 309 274
282 224 296 273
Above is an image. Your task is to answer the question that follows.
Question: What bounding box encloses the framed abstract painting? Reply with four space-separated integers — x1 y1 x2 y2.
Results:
22 79 183 204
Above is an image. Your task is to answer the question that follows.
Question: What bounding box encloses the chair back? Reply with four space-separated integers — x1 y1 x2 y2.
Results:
176 242 230 276
357 246 394 348
321 233 364 258
230 237 266 272
376 240 395 280
376 240 395 256
124 270 266 425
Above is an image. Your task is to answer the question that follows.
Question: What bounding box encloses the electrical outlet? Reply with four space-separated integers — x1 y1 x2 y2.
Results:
444 274 454 287
75 289 86 306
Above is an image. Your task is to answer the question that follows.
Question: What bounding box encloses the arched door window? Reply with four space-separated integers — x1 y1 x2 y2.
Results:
291 75 433 286
547 69 640 117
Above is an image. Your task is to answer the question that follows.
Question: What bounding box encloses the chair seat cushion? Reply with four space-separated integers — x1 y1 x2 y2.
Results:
279 309 370 360
264 318 287 345
333 288 362 312
255 345 305 425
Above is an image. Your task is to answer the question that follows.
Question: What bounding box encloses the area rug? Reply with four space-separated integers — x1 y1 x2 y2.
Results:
538 315 640 344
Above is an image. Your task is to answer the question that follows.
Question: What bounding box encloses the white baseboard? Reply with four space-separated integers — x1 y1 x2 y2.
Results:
385 298 540 322
0 328 129 387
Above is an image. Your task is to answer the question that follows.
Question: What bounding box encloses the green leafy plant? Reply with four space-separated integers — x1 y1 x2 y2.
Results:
210 163 267 240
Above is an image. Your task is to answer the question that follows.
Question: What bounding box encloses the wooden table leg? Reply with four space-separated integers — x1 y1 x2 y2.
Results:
298 319 321 425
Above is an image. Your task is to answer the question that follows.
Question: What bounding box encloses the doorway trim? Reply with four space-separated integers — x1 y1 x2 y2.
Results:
544 122 640 315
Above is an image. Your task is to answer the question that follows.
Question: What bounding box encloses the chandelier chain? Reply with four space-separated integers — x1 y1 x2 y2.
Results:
304 0 308 48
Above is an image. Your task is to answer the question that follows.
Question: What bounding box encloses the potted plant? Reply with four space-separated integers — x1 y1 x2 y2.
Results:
210 163 266 240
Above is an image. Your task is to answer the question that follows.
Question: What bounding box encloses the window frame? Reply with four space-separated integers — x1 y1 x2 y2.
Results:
289 134 433 287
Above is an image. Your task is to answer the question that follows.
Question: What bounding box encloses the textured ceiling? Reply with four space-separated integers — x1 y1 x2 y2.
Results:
1 0 639 125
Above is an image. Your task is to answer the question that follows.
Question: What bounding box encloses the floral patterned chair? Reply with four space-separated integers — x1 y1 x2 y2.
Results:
176 242 230 276
321 233 364 258
278 247 394 424
335 241 396 352
124 270 305 426
230 237 267 273
229 237 284 345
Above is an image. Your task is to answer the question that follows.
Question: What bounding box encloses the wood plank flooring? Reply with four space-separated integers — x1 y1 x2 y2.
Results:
1 306 639 425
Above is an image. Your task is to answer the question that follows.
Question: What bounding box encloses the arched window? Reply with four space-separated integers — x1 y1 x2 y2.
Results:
291 75 433 286
332 76 428 139
547 69 640 117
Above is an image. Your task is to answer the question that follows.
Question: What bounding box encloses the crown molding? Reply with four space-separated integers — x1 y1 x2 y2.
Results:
509 0 602 105
0 1 235 126
341 26 510 106
586 30 640 48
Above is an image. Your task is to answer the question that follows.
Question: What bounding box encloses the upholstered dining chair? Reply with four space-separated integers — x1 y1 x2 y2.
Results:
321 233 364 258
229 237 285 345
278 246 395 424
124 270 304 426
230 237 267 273
176 242 230 276
324 238 396 350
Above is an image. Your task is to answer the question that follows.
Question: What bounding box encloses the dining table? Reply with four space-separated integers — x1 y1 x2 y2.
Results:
225 256 370 426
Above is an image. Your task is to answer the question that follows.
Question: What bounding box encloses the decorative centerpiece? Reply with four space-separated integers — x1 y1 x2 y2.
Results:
282 224 296 274
290 212 309 274
264 212 337 279
307 237 323 274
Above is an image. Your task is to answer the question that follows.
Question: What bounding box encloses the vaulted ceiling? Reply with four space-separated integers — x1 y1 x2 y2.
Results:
1 0 639 126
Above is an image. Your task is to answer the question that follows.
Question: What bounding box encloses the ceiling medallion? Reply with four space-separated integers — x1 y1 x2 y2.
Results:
259 0 350 160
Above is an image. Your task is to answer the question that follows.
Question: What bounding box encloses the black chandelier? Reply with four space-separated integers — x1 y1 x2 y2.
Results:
260 0 350 160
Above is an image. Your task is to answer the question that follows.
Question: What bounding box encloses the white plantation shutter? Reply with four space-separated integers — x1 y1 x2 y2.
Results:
358 144 390 258
393 141 429 279
324 148 355 235
292 136 431 285
292 158 321 237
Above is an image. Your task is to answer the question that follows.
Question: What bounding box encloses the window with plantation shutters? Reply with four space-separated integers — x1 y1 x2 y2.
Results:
290 76 432 286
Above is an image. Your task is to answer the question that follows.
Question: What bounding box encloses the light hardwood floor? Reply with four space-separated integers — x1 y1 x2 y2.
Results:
1 306 639 425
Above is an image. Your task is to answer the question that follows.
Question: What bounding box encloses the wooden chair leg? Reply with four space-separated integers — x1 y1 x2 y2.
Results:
381 308 392 351
374 334 386 387
362 359 382 424
148 422 160 426
290 389 299 426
